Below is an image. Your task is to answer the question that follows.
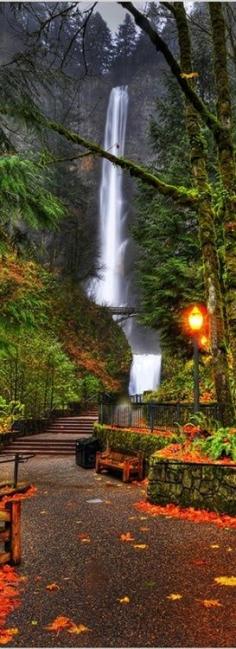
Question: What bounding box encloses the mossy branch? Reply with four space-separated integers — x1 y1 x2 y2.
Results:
0 104 198 207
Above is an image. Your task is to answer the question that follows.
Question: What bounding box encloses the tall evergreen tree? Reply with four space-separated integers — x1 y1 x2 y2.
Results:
114 13 137 64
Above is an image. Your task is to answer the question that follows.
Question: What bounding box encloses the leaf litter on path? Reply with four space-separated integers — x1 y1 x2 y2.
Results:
135 501 236 528
45 616 89 635
0 565 24 644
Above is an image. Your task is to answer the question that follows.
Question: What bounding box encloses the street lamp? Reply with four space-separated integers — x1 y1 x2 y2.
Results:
188 306 204 413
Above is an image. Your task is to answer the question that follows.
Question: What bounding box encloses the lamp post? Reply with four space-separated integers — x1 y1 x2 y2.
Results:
188 306 204 414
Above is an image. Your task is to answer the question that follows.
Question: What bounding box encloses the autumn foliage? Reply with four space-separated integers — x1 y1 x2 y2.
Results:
0 565 24 645
135 501 236 528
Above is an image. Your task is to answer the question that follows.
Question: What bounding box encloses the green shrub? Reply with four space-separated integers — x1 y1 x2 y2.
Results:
0 397 24 433
93 423 182 460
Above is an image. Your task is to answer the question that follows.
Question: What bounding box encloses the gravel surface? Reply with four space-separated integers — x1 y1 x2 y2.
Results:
0 456 235 648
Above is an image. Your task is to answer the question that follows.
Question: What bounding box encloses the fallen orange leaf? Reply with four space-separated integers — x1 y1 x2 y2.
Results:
45 616 73 631
118 596 130 604
120 533 135 542
214 576 236 586
78 534 91 543
133 544 148 550
0 628 18 645
45 616 88 635
198 599 222 608
46 583 60 591
68 624 89 635
167 593 182 601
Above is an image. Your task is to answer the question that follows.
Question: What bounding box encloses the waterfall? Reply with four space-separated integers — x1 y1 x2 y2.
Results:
95 86 129 306
94 85 161 395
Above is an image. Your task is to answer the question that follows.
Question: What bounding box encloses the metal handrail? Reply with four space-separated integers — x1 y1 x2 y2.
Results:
0 453 35 488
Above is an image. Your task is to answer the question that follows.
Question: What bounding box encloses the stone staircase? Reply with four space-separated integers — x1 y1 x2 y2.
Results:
0 409 99 457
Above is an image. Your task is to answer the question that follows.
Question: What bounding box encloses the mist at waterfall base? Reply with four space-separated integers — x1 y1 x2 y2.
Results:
92 85 161 396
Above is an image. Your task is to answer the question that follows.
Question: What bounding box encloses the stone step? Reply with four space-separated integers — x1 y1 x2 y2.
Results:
3 442 76 447
47 426 96 431
53 416 98 421
1 449 74 456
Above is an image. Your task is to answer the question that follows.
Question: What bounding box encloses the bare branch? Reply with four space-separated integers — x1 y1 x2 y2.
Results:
119 1 223 141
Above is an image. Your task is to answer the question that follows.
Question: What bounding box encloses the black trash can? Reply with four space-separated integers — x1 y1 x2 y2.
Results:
75 437 101 468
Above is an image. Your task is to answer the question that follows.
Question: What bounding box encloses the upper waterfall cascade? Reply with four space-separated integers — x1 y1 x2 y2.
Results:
95 86 129 307
94 85 161 395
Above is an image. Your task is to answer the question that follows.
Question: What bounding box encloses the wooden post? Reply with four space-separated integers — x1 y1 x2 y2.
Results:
9 501 21 565
123 461 130 483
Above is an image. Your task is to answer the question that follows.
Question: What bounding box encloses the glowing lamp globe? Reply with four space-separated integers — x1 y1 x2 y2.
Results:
188 306 203 332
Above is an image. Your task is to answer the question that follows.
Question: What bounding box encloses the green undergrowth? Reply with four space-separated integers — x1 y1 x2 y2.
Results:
0 249 131 418
193 428 236 461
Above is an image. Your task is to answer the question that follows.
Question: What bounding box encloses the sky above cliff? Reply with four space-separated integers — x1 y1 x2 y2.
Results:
97 1 194 31
98 2 144 31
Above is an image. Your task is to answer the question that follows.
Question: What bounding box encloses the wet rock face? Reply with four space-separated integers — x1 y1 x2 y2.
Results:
148 456 236 515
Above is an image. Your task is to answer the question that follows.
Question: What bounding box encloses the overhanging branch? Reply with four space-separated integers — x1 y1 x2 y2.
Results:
0 104 198 208
119 1 223 140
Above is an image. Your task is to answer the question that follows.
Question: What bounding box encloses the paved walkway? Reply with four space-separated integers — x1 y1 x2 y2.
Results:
1 457 236 647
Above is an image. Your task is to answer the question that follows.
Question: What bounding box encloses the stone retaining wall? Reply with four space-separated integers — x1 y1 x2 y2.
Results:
147 454 236 515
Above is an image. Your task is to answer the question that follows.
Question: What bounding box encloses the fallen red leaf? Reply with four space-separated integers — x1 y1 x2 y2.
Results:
135 501 236 528
0 566 23 639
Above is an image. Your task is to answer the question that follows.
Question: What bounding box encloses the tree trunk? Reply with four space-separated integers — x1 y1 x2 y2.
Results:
209 2 236 382
173 2 234 420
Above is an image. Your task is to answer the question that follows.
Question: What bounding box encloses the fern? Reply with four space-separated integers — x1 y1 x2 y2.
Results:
201 428 236 461
0 154 64 233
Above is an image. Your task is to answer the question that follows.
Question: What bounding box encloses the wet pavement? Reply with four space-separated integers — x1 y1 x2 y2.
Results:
1 456 236 648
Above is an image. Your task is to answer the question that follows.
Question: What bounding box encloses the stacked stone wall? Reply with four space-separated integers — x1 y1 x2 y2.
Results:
148 455 236 515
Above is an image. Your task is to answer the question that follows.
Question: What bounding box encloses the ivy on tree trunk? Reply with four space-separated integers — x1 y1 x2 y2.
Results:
209 2 236 381
172 2 234 420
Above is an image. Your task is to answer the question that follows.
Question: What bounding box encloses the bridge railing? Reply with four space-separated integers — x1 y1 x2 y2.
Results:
99 400 229 431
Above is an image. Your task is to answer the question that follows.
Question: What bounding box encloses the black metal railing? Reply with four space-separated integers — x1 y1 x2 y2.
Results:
99 400 230 431
0 453 34 488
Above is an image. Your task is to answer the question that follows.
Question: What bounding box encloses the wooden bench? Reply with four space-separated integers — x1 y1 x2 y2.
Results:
95 449 144 482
